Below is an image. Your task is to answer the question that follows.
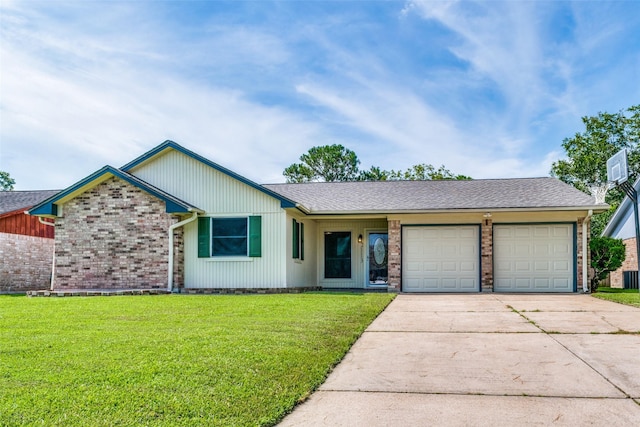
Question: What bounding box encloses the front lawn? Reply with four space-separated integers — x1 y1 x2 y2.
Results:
0 292 394 426
592 287 640 308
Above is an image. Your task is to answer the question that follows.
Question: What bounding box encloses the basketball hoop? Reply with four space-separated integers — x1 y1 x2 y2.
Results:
588 183 611 205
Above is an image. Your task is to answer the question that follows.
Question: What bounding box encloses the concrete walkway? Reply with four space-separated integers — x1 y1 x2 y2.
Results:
279 294 640 426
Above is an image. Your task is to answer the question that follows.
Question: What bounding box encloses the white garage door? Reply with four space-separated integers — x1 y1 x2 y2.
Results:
494 224 574 292
402 226 480 292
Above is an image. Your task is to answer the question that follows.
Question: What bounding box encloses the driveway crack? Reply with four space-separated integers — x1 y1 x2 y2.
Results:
509 306 633 400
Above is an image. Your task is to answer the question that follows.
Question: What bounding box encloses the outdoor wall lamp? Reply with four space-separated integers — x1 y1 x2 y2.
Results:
358 234 363 243
483 212 492 226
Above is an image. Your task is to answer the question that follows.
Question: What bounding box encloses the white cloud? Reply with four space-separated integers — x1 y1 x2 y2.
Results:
0 5 322 189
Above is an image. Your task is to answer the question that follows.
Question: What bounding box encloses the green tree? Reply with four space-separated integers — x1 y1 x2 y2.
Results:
589 236 626 291
284 145 361 182
0 171 15 191
284 145 471 183
551 105 640 236
387 164 472 181
358 166 390 181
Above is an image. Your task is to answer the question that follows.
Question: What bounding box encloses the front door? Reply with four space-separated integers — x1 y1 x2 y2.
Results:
367 232 388 287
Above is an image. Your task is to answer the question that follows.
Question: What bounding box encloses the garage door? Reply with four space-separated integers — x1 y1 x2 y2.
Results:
494 224 574 292
402 226 480 292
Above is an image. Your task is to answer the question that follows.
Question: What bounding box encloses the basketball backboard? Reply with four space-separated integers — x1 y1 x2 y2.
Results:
607 148 629 184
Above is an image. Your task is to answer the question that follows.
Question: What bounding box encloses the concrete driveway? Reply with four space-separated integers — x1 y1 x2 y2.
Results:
279 294 640 426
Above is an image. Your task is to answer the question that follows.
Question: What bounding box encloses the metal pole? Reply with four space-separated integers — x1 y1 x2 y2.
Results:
620 181 640 293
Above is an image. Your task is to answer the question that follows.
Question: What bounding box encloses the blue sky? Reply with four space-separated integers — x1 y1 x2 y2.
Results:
1 0 639 190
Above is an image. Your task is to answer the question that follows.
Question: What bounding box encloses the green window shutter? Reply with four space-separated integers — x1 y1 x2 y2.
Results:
249 216 262 257
300 222 305 261
198 217 211 258
292 219 299 259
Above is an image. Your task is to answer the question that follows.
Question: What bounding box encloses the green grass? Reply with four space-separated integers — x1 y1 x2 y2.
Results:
0 292 394 426
592 287 640 308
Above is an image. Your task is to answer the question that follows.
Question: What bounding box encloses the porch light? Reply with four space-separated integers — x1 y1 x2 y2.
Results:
358 234 363 243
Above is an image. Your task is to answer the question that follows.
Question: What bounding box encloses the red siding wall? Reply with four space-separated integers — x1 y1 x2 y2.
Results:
0 210 54 238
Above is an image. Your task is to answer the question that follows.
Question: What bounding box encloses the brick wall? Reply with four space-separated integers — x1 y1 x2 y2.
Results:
481 219 493 291
53 177 183 290
387 220 401 292
0 233 54 292
610 237 637 289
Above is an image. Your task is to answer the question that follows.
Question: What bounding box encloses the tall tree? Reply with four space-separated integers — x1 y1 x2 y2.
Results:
551 105 640 236
284 145 471 183
387 164 472 181
0 171 15 191
284 145 360 182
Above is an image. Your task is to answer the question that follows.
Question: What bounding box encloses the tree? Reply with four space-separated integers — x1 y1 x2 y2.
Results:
358 166 390 181
590 236 626 291
284 145 361 182
387 164 472 181
284 145 471 183
551 105 640 236
0 171 15 191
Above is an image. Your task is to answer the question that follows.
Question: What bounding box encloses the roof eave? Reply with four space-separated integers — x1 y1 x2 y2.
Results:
28 166 200 217
299 205 609 216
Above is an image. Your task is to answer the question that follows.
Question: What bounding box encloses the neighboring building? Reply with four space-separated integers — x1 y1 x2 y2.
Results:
602 177 640 288
29 141 606 293
1 190 59 292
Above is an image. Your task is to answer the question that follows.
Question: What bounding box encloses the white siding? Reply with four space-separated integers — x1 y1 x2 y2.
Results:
130 149 287 289
285 214 318 288
317 219 388 289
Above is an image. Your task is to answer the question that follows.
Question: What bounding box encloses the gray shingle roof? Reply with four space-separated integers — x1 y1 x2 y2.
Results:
263 178 601 213
0 190 61 216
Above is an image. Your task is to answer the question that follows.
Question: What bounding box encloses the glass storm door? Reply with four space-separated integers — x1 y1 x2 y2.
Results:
367 232 388 286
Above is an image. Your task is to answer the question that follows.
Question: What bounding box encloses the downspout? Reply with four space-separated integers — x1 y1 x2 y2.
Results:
37 216 56 291
168 212 198 293
582 210 593 293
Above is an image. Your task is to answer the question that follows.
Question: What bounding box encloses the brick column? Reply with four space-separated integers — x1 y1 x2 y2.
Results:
481 218 493 292
387 220 401 293
576 218 584 291
172 222 185 290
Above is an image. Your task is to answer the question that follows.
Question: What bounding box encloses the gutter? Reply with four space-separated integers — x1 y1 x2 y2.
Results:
582 210 593 293
168 211 199 292
293 205 609 217
36 216 56 291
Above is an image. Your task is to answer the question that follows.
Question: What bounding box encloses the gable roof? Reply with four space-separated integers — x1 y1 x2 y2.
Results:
264 177 604 214
602 176 640 238
28 166 201 217
121 140 297 209
0 190 61 217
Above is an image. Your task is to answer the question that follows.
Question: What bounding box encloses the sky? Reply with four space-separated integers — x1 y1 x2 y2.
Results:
1 0 639 191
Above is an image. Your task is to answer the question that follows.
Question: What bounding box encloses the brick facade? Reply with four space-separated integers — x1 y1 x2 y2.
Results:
481 219 493 292
576 218 584 290
53 177 183 290
610 237 637 289
0 233 54 292
387 220 401 292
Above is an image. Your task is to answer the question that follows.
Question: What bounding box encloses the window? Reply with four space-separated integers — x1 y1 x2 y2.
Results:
213 218 247 256
292 219 304 260
324 232 351 278
198 216 261 257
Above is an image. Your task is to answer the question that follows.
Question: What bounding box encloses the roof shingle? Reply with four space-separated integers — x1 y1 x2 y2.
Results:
263 177 600 213
0 190 61 216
